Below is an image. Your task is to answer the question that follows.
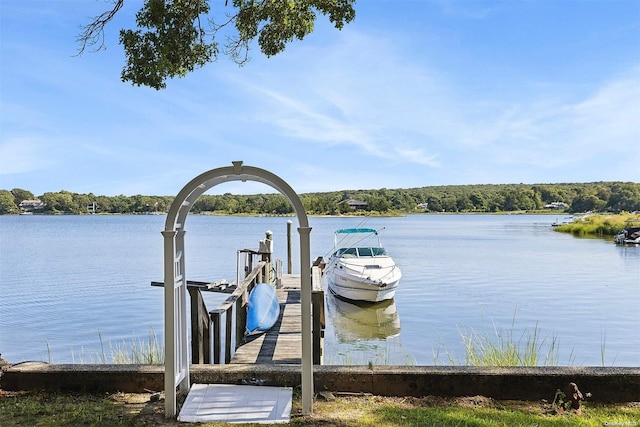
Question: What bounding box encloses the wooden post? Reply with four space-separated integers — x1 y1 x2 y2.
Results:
259 230 273 284
188 287 211 364
211 310 222 364
275 259 283 289
311 266 325 365
203 311 211 364
225 306 233 363
235 292 246 351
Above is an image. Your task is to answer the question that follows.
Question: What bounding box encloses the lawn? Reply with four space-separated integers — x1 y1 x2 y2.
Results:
1 389 638 426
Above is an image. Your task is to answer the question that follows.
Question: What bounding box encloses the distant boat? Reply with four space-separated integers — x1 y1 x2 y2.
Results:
551 216 574 227
324 228 402 303
245 283 280 335
614 219 640 245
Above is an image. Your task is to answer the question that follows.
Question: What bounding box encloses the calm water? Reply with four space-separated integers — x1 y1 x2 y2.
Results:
1 214 638 366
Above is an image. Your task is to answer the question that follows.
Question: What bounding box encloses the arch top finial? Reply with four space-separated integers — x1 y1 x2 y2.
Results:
232 161 243 174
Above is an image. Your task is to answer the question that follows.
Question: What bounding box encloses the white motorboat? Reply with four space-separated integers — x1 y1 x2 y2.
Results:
614 219 640 245
324 228 402 303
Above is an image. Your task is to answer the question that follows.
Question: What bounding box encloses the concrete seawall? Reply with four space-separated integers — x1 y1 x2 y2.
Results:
2 363 639 402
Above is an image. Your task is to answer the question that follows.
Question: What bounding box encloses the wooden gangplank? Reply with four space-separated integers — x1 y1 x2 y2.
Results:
231 274 302 364
231 274 324 365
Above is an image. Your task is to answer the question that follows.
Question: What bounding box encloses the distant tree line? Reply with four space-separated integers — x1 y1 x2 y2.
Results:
1 182 639 216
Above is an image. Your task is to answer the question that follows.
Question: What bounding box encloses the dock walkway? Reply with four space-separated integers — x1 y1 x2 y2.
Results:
231 274 303 364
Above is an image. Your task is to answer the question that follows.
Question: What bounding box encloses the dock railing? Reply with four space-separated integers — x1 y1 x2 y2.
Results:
152 234 325 366
208 258 267 364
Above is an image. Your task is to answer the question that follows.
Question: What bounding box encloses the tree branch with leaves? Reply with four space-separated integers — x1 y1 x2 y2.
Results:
77 0 356 90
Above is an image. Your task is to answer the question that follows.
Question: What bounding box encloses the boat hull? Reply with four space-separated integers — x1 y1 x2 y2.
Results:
325 256 401 303
328 276 399 303
246 283 280 335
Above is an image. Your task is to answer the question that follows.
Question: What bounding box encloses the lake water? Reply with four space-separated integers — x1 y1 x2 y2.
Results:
1 214 638 366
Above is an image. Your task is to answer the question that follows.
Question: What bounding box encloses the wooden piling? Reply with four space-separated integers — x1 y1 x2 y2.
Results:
312 266 325 365
188 287 211 364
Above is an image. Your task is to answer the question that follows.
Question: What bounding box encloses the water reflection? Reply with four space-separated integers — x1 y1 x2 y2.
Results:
326 295 401 342
614 244 640 260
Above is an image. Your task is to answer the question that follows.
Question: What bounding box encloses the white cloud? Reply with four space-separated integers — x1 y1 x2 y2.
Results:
2 1 638 194
478 66 640 170
200 25 640 187
219 30 450 168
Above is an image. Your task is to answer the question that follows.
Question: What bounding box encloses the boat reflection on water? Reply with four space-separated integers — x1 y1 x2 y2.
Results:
326 294 401 343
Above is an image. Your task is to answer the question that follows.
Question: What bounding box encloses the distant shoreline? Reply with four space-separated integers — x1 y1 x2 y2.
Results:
3 182 638 216
4 210 580 217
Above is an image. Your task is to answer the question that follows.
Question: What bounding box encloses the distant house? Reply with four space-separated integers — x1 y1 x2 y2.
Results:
19 199 45 210
337 198 368 211
544 201 568 210
417 202 429 210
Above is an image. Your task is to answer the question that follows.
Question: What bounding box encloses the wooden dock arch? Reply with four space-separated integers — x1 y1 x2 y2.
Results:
162 161 313 418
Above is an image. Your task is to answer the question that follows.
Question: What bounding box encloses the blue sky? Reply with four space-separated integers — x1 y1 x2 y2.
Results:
1 0 639 197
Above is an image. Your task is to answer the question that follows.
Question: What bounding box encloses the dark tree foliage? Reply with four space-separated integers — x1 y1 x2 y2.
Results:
10 188 34 206
0 190 19 215
4 182 639 215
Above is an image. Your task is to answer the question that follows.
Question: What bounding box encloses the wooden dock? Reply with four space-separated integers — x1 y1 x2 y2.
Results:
152 250 324 366
231 274 304 364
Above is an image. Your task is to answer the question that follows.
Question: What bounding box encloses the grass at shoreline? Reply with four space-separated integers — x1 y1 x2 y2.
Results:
456 321 568 367
553 213 638 237
1 389 638 426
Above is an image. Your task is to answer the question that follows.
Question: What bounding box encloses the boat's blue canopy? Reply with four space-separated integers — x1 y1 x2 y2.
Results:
335 228 378 234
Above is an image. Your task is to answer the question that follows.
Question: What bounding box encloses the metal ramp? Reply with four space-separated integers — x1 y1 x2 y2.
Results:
178 383 292 424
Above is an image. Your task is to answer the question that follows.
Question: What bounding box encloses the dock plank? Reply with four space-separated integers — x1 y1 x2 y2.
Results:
231 275 303 365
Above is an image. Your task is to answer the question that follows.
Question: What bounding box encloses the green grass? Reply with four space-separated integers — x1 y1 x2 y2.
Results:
109 328 164 364
70 328 164 364
0 392 128 426
1 391 638 427
554 213 638 237
457 321 568 367
434 312 577 367
362 400 640 427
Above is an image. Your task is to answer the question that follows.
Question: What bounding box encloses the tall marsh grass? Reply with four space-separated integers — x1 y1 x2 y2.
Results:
436 314 576 367
554 213 638 237
109 328 163 364
457 322 567 366
70 327 164 364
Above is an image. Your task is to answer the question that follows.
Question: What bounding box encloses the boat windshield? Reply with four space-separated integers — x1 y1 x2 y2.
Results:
336 248 357 257
335 247 387 257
